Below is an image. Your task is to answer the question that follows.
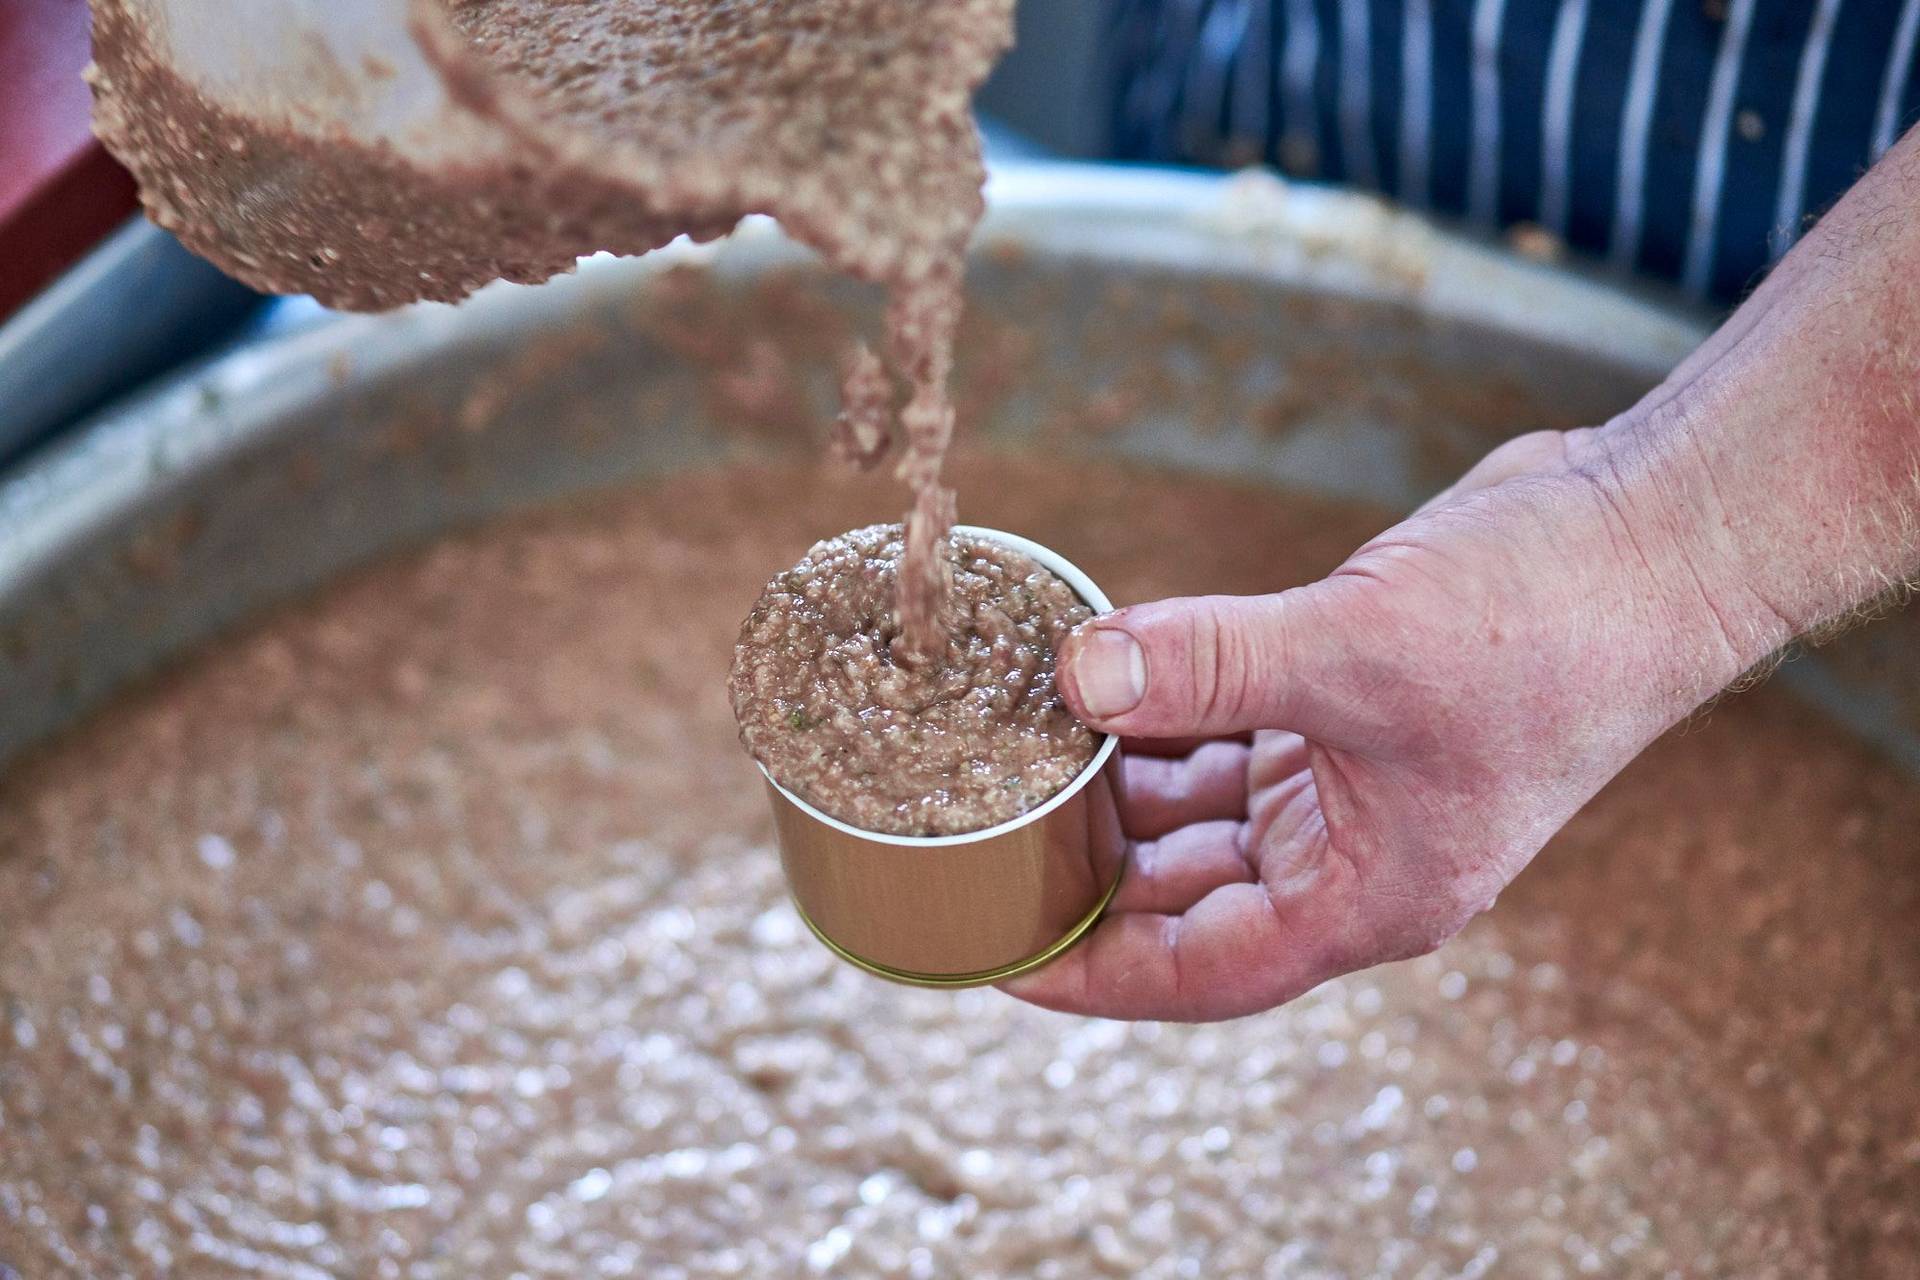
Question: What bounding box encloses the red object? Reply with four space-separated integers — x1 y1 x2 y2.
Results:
0 0 139 322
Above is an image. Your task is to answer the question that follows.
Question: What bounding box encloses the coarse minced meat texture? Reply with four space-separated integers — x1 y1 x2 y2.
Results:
730 523 1096 836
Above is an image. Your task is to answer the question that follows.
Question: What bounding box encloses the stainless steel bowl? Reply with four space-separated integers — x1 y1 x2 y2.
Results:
2 162 1914 776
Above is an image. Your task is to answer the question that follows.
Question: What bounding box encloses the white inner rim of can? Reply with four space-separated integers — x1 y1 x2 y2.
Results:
757 524 1121 848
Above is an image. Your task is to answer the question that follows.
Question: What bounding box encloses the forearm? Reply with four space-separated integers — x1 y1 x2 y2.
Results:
1585 125 1920 685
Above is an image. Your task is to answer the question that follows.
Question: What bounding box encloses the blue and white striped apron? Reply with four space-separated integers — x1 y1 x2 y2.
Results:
1111 0 1920 302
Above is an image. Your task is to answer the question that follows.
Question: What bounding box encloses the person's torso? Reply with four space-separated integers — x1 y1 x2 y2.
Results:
1112 0 1920 302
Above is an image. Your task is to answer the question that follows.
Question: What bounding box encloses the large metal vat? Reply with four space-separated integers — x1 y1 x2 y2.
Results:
2 164 1916 1276
5 164 1913 772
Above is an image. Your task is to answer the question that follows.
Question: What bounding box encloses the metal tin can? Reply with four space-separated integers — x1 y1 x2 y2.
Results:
758 526 1127 987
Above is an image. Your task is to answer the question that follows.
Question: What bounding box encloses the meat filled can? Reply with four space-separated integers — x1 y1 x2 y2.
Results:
758 527 1127 987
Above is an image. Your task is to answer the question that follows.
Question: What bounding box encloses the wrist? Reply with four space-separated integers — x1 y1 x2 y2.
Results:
1560 408 1795 713
1575 359 1919 720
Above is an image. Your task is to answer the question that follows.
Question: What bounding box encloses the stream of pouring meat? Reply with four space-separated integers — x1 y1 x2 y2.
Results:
90 0 1019 657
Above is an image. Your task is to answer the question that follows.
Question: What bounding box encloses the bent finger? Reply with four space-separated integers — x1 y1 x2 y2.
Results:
1108 820 1255 915
1003 834 1364 1022
1119 740 1251 839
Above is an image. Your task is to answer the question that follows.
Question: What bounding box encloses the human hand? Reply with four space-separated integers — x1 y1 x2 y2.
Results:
1008 125 1920 1022
1004 429 1761 1022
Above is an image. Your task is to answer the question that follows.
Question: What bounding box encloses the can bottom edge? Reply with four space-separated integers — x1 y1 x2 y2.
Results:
792 873 1124 989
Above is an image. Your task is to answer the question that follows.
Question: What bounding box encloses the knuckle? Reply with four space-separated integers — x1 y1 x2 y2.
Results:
1490 429 1572 477
1186 597 1269 728
1186 601 1237 724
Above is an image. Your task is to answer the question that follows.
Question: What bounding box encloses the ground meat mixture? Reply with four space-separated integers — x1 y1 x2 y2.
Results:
730 524 1096 837
3 456 1918 1278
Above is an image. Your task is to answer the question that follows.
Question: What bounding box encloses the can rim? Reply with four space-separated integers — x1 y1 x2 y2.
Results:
791 867 1123 987
757 524 1120 849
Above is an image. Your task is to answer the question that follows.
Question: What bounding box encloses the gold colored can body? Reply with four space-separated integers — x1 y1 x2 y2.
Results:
760 527 1127 987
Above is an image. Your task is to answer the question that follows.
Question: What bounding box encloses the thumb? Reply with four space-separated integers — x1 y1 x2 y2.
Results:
1058 591 1340 740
